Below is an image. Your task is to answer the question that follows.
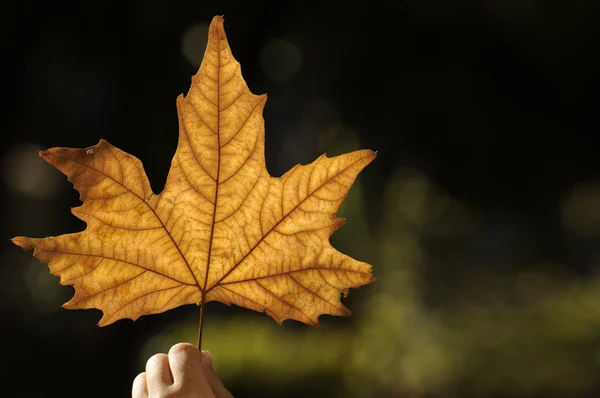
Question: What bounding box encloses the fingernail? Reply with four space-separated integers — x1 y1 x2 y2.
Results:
202 350 213 367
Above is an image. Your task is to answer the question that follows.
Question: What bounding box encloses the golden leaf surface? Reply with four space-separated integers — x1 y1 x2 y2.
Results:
12 16 375 328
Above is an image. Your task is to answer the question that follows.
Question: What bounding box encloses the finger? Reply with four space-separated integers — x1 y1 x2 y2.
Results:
145 353 173 395
168 343 215 397
201 351 234 398
168 343 203 384
132 372 148 398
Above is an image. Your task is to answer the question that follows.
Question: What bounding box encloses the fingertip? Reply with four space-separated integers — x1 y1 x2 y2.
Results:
168 343 204 386
146 353 173 388
169 342 201 360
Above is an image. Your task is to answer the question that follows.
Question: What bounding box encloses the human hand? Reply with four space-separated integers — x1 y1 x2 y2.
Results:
133 343 233 398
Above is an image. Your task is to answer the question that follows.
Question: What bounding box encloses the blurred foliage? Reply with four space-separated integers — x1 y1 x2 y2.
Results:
562 181 600 237
141 155 600 397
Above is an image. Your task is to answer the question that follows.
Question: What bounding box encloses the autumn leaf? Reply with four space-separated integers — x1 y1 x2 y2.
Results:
12 15 375 347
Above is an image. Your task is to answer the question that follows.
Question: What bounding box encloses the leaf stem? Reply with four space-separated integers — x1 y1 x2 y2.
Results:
197 300 205 349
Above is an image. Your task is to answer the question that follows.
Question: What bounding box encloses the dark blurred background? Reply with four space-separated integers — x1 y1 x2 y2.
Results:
2 0 600 397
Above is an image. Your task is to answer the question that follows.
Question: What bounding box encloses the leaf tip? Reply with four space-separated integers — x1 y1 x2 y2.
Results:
96 311 129 327
71 206 86 218
267 309 285 325
365 149 377 161
96 317 118 327
366 274 376 285
211 15 225 24
11 236 33 250
38 150 50 161
209 15 226 36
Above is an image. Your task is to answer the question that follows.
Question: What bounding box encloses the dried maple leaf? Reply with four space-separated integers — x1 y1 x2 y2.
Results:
12 16 375 347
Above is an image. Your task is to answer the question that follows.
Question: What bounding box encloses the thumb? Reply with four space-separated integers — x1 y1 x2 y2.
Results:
201 351 234 398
